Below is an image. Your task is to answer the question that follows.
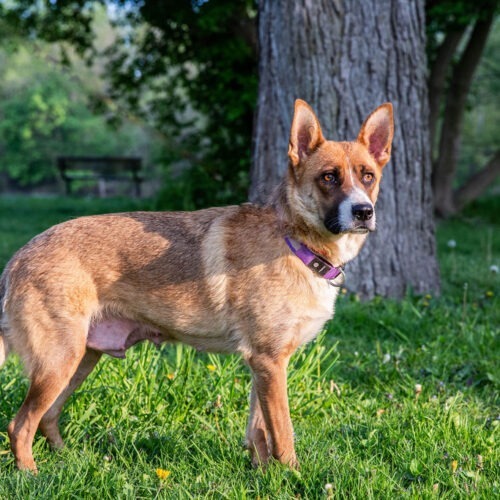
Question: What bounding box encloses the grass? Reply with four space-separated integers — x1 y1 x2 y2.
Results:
0 195 498 498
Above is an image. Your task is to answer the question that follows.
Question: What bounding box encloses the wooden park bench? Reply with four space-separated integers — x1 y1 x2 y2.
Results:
57 156 143 197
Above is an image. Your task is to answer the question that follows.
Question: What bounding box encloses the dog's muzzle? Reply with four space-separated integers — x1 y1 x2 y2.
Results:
324 200 376 234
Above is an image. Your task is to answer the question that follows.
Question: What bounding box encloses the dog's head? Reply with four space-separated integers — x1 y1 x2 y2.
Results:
287 100 394 236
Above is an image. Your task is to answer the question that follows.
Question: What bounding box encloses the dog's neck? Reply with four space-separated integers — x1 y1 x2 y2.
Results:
268 180 368 267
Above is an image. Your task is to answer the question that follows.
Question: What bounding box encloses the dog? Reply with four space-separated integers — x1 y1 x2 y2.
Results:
0 99 393 472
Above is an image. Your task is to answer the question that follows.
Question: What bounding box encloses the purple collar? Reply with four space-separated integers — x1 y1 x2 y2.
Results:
285 236 345 286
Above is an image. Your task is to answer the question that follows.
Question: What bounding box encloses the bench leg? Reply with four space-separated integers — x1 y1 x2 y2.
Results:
98 179 107 198
134 179 141 198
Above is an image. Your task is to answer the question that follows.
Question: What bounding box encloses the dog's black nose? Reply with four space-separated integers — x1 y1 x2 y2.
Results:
352 204 373 221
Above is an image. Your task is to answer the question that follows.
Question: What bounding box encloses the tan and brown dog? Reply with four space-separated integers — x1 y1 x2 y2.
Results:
0 100 393 472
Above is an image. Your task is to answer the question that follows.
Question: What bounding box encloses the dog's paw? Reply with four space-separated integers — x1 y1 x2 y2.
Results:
16 458 38 475
288 454 300 471
275 450 299 470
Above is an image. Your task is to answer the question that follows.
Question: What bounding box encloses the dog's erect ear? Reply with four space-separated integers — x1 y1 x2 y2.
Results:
357 103 394 168
288 99 325 168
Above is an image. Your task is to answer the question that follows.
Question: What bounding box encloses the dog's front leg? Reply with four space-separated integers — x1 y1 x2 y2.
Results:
248 354 298 469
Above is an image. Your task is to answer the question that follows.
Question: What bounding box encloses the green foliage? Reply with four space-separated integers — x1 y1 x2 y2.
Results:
107 0 258 206
154 163 250 211
1 48 78 185
0 42 157 189
426 0 499 62
0 195 498 496
3 0 258 205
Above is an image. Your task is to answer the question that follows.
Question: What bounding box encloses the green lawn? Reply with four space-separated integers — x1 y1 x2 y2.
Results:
0 195 498 498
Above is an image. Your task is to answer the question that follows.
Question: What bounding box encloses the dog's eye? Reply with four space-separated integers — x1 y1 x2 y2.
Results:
362 173 374 183
322 173 336 183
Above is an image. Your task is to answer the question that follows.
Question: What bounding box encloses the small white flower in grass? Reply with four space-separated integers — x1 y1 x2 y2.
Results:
325 483 333 496
415 383 422 399
490 265 499 274
447 239 457 249
382 353 391 364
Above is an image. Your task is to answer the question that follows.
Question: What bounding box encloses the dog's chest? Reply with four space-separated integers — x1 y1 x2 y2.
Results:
292 278 339 347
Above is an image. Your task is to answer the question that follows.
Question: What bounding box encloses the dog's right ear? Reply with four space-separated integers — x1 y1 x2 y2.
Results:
288 99 325 168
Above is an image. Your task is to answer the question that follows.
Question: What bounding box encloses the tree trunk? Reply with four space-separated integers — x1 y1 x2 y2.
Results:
428 28 466 150
454 151 500 211
432 15 494 217
250 0 440 299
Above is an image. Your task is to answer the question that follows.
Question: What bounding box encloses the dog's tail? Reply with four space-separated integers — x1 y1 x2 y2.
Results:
0 273 9 368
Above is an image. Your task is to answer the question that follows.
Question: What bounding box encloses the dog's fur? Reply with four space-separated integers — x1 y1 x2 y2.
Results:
0 100 393 472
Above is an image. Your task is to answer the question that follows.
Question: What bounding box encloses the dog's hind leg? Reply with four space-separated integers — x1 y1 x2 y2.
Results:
246 383 270 467
7 323 87 473
39 349 102 449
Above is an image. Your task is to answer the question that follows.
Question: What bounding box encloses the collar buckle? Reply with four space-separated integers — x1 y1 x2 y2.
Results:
307 256 333 277
328 268 345 287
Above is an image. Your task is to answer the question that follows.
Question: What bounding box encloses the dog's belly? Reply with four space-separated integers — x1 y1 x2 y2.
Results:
86 317 240 357
87 318 166 358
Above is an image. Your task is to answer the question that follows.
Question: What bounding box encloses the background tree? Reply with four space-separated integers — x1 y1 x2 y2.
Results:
105 0 258 207
251 0 440 298
427 0 500 216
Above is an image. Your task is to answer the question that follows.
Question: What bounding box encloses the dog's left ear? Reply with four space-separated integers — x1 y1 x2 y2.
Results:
357 103 394 168
288 99 325 168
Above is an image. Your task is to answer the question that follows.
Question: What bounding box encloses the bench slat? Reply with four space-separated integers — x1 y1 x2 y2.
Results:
57 156 143 197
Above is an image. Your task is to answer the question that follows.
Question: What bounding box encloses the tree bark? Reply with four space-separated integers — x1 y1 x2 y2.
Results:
453 151 500 211
432 15 495 217
250 0 440 299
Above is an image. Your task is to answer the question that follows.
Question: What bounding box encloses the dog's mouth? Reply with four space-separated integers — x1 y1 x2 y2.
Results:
340 224 374 235
324 219 375 235
348 226 372 234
